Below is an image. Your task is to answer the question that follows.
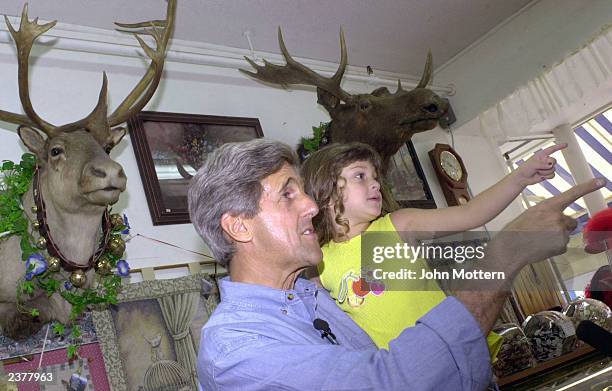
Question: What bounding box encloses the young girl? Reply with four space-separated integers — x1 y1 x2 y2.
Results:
302 141 564 354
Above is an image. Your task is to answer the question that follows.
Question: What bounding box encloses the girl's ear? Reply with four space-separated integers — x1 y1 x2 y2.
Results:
336 176 346 189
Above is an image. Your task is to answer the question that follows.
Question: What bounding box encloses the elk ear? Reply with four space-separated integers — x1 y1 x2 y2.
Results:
110 126 127 146
17 126 46 155
317 88 342 112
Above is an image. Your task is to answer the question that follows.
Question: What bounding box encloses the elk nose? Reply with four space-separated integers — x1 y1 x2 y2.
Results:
423 104 438 113
90 166 107 178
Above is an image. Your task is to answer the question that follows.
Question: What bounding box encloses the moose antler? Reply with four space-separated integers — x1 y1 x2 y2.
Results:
415 50 433 89
240 27 353 104
0 1 176 148
241 27 434 102
241 27 445 171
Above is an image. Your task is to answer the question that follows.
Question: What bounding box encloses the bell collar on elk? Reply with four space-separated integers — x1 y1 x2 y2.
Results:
32 166 112 273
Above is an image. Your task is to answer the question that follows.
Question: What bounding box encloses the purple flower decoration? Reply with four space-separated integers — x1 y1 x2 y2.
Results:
116 259 130 277
25 253 47 278
64 281 73 291
121 214 131 235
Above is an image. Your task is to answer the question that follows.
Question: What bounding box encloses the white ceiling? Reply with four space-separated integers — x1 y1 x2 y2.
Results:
0 0 534 77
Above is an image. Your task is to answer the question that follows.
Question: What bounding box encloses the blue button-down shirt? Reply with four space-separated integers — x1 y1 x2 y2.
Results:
197 277 492 390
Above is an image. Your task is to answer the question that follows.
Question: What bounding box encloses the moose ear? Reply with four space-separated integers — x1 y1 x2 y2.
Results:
110 126 127 146
371 87 391 97
17 126 46 155
317 88 342 112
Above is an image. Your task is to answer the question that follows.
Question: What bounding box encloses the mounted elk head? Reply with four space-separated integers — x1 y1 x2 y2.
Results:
0 1 175 340
241 28 448 169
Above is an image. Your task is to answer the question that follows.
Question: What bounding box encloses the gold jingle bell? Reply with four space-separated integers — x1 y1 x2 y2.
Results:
69 270 87 288
36 237 47 249
32 220 41 230
31 205 38 213
110 213 124 229
95 258 112 276
108 237 126 257
47 256 61 272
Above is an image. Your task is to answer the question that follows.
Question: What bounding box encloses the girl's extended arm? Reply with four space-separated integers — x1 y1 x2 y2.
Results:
390 143 566 239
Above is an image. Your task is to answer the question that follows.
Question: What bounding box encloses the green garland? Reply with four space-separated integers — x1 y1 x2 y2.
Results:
300 122 330 153
1 153 129 358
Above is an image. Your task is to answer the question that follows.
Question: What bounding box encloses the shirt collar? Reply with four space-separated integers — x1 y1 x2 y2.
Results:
218 277 318 305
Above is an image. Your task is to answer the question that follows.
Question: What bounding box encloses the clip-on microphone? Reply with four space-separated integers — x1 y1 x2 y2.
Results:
313 318 338 345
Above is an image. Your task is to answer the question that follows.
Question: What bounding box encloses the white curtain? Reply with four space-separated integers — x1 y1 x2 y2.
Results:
478 25 612 144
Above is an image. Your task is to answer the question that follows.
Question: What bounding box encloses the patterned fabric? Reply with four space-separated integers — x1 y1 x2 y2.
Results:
0 313 97 360
1 343 109 390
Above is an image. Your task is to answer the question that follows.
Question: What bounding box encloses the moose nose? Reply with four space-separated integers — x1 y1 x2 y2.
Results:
423 104 438 113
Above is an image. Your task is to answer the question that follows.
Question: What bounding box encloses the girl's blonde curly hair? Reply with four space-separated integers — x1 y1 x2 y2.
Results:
302 142 398 246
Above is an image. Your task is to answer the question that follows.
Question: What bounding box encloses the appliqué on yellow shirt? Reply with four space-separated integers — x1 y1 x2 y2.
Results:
338 270 386 308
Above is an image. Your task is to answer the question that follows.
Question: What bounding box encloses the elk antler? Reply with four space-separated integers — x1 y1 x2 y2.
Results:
0 1 176 147
240 27 353 104
57 0 176 135
107 2 176 126
3 4 58 136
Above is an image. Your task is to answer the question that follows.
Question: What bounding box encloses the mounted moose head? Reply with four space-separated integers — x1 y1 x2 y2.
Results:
0 1 175 340
241 28 449 169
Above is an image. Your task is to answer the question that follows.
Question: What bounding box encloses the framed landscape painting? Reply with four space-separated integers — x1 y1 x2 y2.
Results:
128 112 264 225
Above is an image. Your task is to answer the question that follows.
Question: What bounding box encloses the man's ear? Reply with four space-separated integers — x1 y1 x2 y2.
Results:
220 213 252 243
17 126 46 156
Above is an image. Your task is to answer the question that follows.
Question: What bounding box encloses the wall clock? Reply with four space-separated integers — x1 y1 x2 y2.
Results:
428 143 470 206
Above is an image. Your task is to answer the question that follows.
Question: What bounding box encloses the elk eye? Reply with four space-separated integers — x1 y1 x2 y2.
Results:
104 145 112 154
424 104 438 113
359 100 371 111
50 147 63 157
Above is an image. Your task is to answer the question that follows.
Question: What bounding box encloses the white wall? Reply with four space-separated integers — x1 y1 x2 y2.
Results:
436 0 612 128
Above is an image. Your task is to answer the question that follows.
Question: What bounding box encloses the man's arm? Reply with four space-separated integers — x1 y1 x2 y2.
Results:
199 178 605 391
454 178 605 334
200 298 491 391
390 144 565 240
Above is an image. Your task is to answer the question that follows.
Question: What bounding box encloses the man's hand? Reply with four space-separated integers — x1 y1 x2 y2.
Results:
513 143 567 187
457 178 606 334
491 177 606 273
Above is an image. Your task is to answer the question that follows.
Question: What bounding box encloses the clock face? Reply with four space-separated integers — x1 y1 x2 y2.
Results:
440 150 463 181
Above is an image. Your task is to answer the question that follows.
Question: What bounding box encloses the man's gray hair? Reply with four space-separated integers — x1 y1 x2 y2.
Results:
188 138 299 267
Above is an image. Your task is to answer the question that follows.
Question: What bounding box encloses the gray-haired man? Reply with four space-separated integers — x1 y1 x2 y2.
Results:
189 138 605 390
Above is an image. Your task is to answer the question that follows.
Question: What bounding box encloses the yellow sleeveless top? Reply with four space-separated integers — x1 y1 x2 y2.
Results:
318 214 502 359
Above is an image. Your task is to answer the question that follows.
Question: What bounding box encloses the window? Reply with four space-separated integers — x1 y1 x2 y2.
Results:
501 106 612 229
500 105 611 299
